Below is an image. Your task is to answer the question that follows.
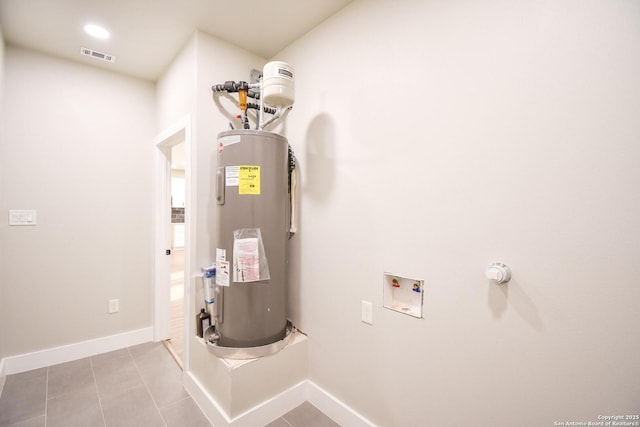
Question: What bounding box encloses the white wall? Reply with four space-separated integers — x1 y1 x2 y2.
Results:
0 47 155 358
187 31 269 411
155 30 264 269
0 26 5 362
156 30 266 403
191 31 267 402
276 0 640 425
156 35 197 133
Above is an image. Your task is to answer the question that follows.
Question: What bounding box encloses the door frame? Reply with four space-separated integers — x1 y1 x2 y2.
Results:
152 115 193 368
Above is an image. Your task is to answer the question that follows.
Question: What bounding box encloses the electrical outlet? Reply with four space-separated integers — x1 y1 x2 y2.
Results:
361 300 373 325
108 299 119 314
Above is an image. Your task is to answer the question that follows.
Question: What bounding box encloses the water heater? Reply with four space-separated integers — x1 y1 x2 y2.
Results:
207 64 297 358
213 130 292 349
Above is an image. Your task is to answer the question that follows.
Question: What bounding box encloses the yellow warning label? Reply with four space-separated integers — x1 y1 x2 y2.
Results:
239 165 260 195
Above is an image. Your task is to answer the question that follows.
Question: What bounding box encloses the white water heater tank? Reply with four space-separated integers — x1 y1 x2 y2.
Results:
262 61 295 108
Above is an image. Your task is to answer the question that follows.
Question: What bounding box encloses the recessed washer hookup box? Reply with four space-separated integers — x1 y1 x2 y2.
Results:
383 272 424 319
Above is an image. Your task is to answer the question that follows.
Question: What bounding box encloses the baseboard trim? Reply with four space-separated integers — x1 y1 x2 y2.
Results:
307 380 376 427
229 380 308 427
184 371 307 427
184 372 232 427
0 327 153 376
184 372 376 427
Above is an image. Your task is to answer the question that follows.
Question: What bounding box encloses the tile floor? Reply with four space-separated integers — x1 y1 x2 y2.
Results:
267 402 340 427
0 342 209 427
0 342 339 427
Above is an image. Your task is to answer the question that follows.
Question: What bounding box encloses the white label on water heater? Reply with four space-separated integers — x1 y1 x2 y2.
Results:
219 135 241 146
217 261 230 286
216 248 229 286
225 166 239 186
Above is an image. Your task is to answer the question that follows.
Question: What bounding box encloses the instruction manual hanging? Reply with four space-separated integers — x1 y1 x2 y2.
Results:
233 228 270 283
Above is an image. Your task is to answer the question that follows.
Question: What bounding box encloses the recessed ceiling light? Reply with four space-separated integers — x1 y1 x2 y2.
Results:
84 24 110 40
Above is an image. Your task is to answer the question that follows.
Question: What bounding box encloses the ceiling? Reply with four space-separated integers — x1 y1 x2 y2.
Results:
0 0 354 81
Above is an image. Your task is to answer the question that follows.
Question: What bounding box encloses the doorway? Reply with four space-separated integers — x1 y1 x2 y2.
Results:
168 142 186 364
153 116 192 371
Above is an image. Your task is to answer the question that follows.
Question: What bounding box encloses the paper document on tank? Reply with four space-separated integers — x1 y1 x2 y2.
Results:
234 237 259 281
233 228 270 283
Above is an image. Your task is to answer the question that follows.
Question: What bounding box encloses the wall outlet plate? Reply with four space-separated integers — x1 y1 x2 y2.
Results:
361 300 373 325
108 299 120 314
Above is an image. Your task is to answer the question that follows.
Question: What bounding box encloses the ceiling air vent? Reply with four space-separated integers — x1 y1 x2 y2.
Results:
80 47 116 63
